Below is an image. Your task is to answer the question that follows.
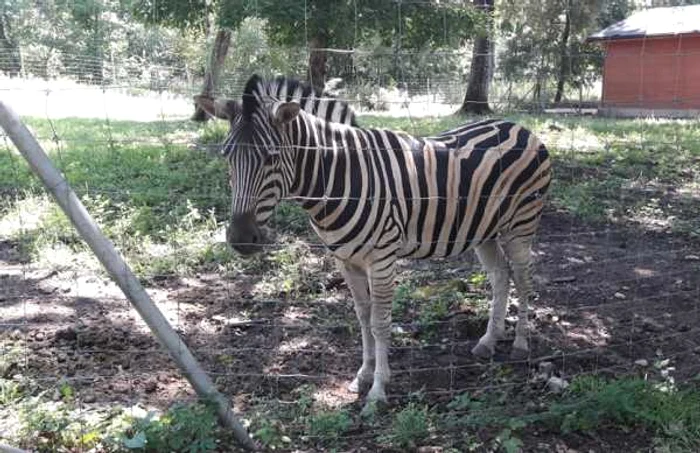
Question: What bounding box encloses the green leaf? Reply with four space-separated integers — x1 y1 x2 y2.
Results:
123 431 147 449
501 435 523 453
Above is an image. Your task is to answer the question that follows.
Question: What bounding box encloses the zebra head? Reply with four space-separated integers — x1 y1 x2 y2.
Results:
194 75 304 255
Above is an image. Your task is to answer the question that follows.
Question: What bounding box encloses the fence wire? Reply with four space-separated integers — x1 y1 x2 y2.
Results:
1 5 700 452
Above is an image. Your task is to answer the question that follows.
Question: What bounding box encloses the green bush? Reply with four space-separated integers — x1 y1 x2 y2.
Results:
120 402 219 453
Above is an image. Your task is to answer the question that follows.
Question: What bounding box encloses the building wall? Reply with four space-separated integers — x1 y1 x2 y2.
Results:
602 34 700 109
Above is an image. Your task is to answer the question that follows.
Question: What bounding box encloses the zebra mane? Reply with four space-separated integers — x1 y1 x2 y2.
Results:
241 74 358 126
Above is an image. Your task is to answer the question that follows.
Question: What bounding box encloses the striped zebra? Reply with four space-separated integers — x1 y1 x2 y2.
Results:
195 75 552 404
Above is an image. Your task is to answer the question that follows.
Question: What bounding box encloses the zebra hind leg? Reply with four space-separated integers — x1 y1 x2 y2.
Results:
472 240 510 359
502 236 535 360
337 260 375 393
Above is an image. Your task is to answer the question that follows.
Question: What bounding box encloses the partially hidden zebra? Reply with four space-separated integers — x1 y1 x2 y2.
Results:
194 75 358 127
195 75 552 404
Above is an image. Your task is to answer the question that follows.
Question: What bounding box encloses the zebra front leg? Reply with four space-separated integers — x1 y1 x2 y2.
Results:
337 260 374 393
366 261 397 403
472 241 510 359
503 237 535 360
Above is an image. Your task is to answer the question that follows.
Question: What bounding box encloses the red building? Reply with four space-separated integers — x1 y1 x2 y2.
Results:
588 5 700 117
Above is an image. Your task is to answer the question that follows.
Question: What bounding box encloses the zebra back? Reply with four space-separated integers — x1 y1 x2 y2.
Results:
242 75 358 126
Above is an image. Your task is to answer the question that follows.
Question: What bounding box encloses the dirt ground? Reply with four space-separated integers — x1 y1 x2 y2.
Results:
2 208 700 451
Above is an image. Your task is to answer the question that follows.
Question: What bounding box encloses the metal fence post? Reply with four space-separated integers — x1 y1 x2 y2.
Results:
0 101 255 451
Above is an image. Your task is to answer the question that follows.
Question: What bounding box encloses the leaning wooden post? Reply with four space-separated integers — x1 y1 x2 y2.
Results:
0 101 256 451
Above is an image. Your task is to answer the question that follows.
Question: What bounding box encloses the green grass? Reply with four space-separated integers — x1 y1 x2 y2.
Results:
2 113 698 278
440 376 700 452
307 410 353 444
0 117 235 277
380 402 432 449
9 394 223 452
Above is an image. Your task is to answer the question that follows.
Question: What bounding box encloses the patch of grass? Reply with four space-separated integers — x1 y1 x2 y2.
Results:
0 378 24 405
252 417 290 451
307 410 353 444
441 376 700 452
246 384 317 449
250 240 330 298
380 402 432 449
545 376 700 450
196 120 229 150
119 402 220 453
418 295 453 339
1 117 234 277
392 281 415 318
15 397 105 452
395 276 488 340
2 367 227 453
270 201 311 236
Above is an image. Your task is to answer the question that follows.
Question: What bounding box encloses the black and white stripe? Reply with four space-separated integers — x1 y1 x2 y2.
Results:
208 75 552 405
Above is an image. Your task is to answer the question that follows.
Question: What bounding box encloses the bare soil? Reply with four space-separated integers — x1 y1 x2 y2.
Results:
2 208 700 451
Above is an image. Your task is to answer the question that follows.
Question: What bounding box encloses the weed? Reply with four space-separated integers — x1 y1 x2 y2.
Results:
494 426 524 453
381 402 431 449
120 402 219 452
253 417 289 450
418 295 452 339
291 384 316 419
271 201 311 236
392 281 414 318
307 410 353 443
0 378 23 405
467 271 487 289
252 241 326 298
17 399 88 452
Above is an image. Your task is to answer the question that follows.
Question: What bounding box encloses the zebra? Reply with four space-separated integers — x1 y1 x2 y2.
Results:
195 74 552 404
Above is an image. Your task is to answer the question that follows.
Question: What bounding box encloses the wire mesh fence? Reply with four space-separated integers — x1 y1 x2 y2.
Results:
1 2 700 452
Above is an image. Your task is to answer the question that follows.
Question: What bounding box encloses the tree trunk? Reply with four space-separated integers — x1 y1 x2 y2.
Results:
554 3 571 104
459 0 495 115
192 29 232 122
0 9 21 76
308 35 327 93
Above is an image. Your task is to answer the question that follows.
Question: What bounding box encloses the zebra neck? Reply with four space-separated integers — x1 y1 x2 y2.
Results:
286 117 360 223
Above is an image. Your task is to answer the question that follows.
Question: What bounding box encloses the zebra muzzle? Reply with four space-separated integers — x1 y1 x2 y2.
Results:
227 212 265 256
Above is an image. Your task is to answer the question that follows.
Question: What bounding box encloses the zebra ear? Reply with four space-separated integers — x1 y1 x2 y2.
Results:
273 101 301 124
194 95 241 121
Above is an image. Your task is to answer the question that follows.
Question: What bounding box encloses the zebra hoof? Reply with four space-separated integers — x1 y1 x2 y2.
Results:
348 373 372 394
347 379 360 393
510 347 529 361
471 342 495 359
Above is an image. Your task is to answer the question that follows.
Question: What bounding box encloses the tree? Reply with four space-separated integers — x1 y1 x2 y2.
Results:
0 1 23 76
459 0 494 115
0 0 126 82
553 0 572 104
127 0 229 121
128 0 479 97
224 0 478 93
498 0 618 109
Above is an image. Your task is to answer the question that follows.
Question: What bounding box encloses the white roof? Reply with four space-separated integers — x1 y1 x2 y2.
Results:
588 4 700 41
